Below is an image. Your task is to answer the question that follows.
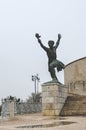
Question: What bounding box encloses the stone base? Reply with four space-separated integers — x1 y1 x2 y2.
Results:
60 95 86 116
42 82 68 116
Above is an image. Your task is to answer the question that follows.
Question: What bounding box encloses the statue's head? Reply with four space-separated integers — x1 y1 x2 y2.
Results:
48 40 54 48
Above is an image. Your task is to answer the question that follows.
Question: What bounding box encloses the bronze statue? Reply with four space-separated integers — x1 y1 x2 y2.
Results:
35 33 65 82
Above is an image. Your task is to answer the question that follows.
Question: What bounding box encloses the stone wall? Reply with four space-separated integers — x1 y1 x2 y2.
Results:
64 57 86 96
68 80 86 95
60 57 86 116
1 101 42 117
64 57 86 85
16 102 42 114
60 95 86 116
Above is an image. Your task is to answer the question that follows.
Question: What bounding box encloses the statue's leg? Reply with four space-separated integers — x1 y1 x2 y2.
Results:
56 60 65 72
49 63 58 81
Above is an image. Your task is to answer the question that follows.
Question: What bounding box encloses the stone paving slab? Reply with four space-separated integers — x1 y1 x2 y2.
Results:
0 113 86 130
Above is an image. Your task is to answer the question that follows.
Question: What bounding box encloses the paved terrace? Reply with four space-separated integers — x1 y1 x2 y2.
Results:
0 113 86 130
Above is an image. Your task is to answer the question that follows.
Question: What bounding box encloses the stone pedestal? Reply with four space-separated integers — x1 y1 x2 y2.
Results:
42 82 68 116
9 101 14 119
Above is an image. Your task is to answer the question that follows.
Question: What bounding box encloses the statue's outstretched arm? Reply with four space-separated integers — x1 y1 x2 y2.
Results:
35 33 48 51
55 34 61 49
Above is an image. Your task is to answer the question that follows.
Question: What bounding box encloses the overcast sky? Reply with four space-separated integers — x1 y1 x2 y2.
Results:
0 0 86 103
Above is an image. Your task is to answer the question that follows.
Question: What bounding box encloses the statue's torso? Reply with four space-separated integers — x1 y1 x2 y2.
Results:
46 47 57 63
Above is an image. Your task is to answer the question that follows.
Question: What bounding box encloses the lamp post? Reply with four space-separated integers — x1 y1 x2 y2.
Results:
36 74 40 94
32 74 40 95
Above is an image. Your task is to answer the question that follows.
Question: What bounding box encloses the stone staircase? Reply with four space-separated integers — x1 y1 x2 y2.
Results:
60 95 86 116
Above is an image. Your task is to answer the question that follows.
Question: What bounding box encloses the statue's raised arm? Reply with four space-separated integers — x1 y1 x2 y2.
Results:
35 33 41 43
54 34 61 49
35 33 48 51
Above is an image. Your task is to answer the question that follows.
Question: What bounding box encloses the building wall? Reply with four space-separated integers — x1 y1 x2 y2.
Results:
64 57 86 85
